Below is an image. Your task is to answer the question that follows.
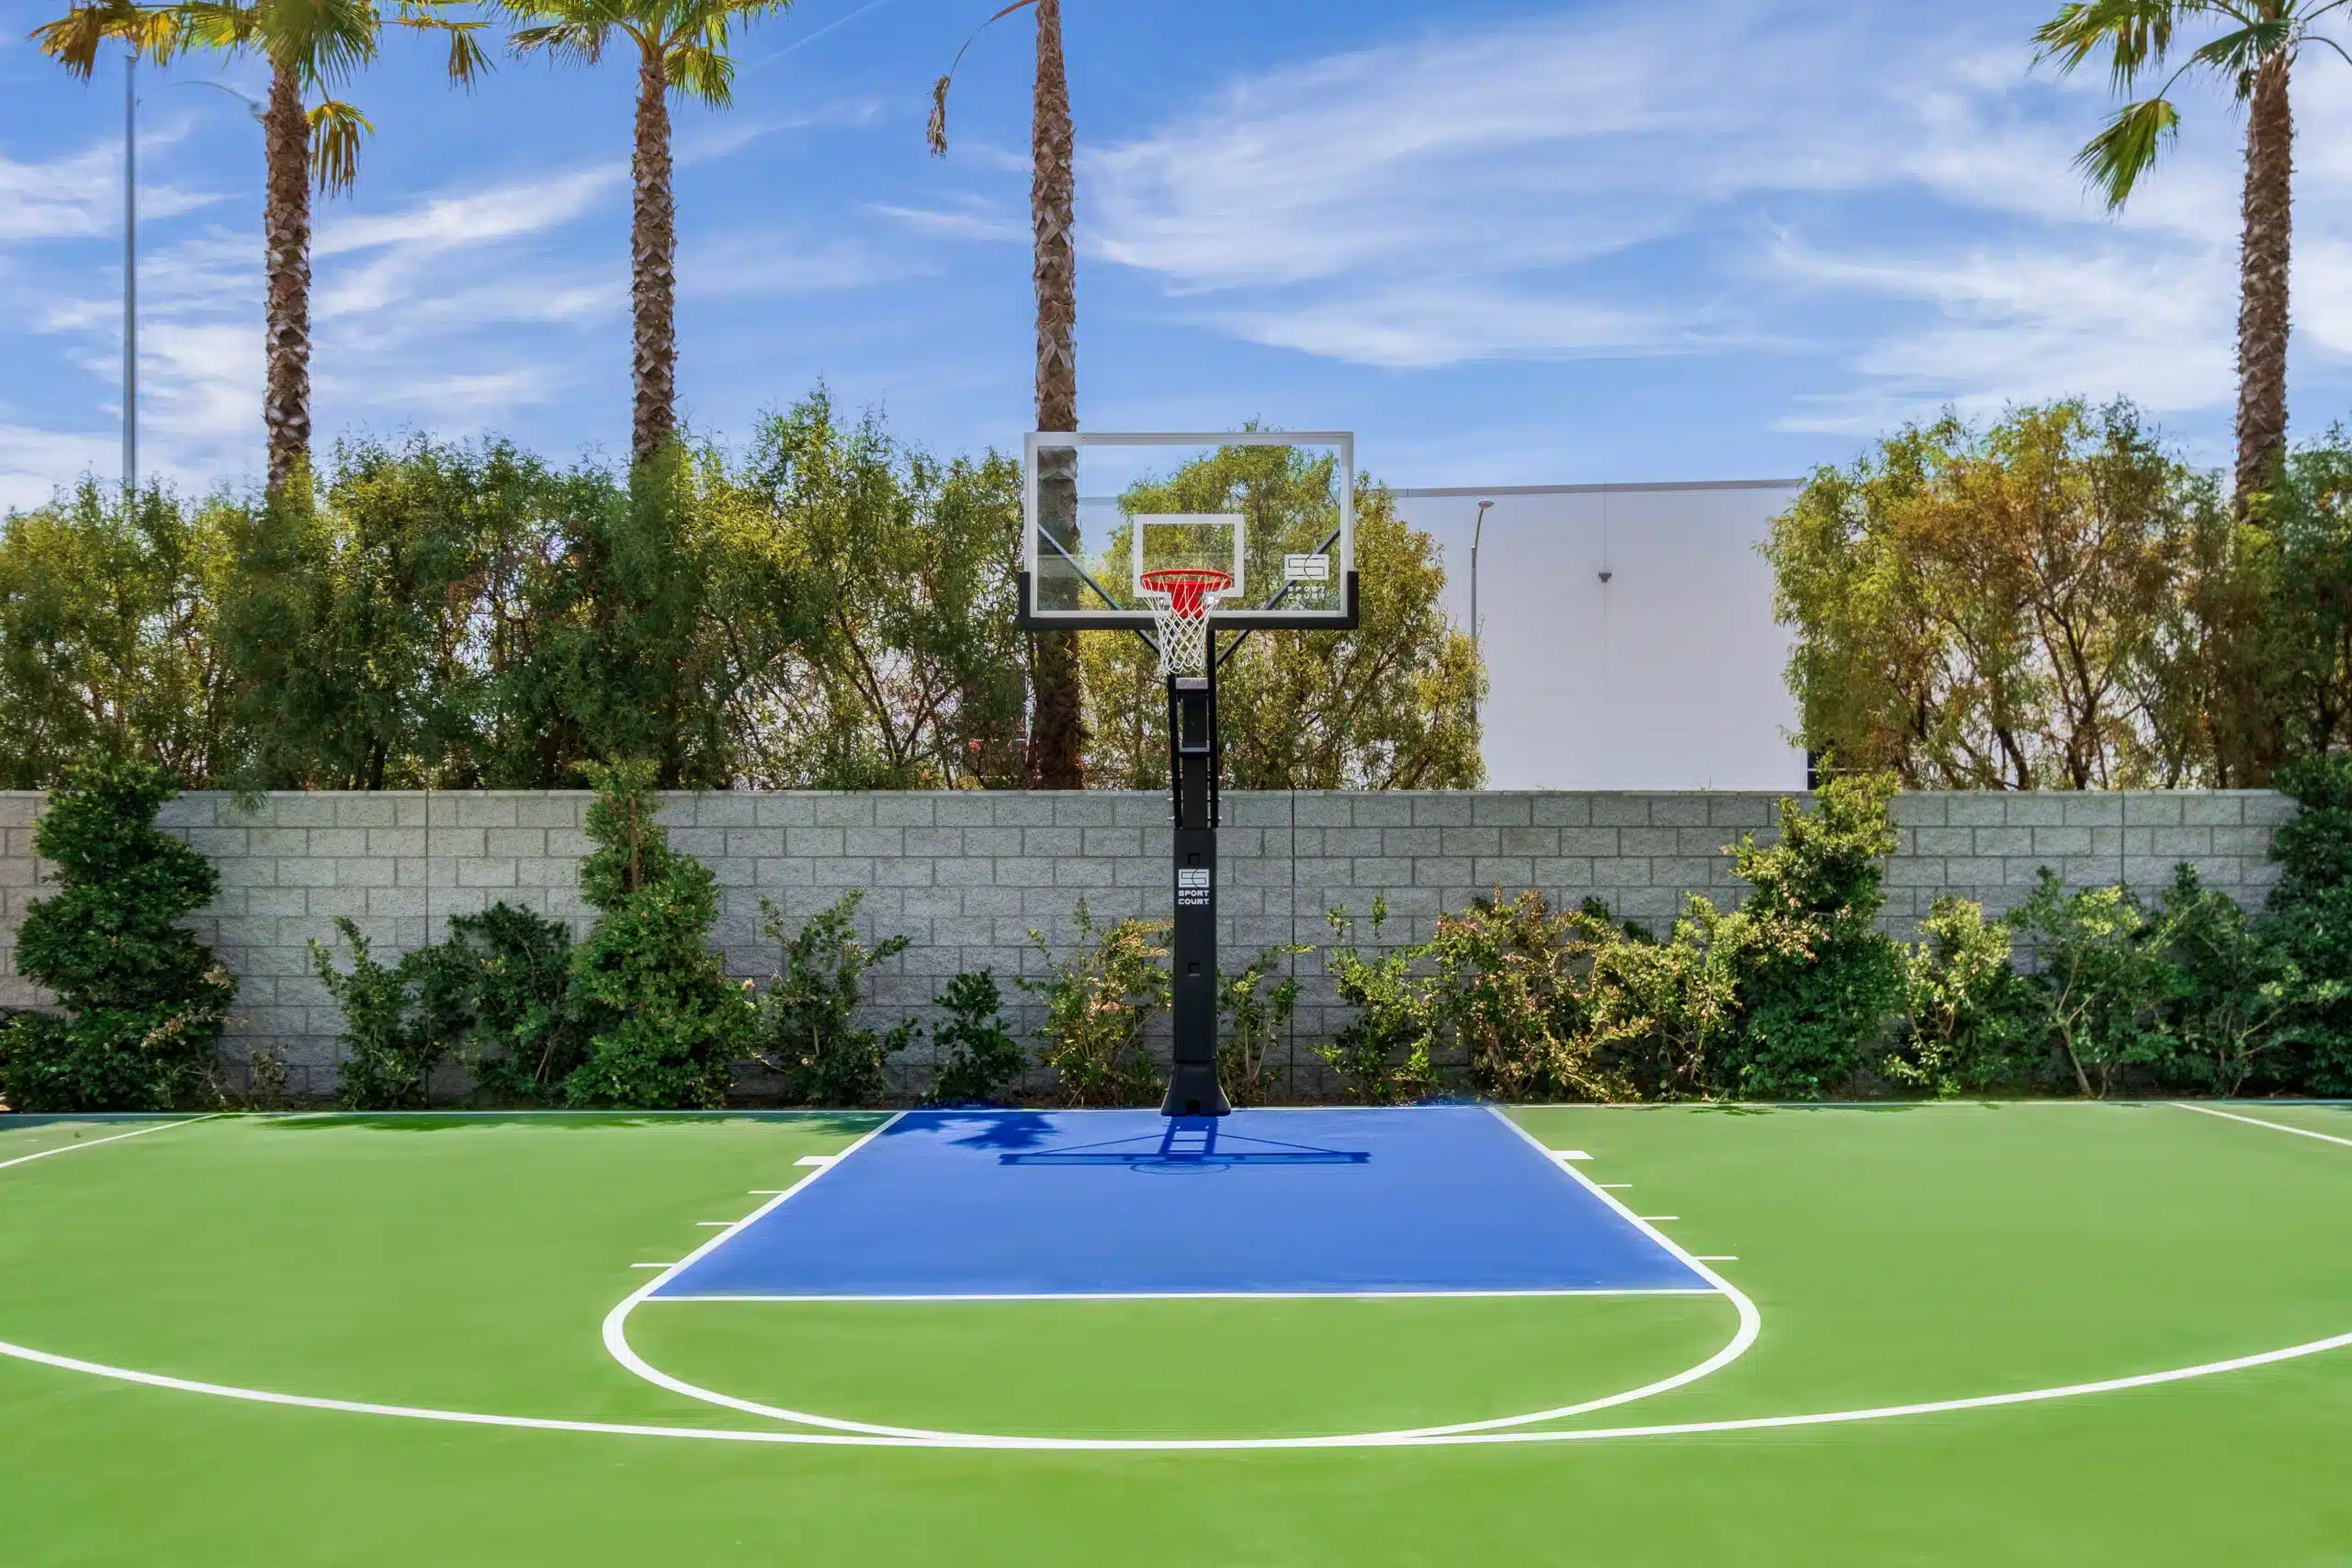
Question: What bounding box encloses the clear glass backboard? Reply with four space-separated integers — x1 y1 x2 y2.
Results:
1020 431 1357 629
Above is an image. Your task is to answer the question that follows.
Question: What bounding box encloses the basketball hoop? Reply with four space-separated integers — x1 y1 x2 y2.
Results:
1138 567 1232 677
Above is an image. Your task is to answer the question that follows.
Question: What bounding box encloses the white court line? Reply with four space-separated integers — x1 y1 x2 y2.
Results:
598 1108 1764 1445
2175 1102 2352 1149
1599 1183 1633 1190
696 1222 734 1227
630 1263 676 1269
7 1324 2350 1451
1642 1216 1680 1223
1551 1149 1592 1161
750 1190 789 1195
795 1155 838 1168
1693 1256 1738 1263
0 1116 212 1172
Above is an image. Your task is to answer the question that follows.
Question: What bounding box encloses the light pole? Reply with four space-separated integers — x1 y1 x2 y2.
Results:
123 49 136 495
1468 499 1493 659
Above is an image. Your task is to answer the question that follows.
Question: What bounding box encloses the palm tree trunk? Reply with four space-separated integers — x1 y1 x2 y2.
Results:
631 47 678 468
2234 51 2292 511
261 62 311 493
1028 0 1084 787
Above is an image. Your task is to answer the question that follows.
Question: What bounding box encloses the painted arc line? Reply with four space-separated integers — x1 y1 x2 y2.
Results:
4 1108 2349 1452
0 1116 213 1172
600 1108 1763 1444
2175 1101 2352 1149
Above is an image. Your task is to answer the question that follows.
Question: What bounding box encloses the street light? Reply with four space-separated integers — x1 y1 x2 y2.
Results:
1468 499 1493 659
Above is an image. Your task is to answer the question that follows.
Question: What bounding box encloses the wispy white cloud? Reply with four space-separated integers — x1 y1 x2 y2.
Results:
0 423 119 511
867 197 1025 243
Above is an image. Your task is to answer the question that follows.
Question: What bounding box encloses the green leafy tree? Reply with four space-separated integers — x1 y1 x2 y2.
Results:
1083 448 1482 789
1767 401 2222 787
2010 870 2174 1098
2256 752 2352 1091
1419 891 1629 1102
729 392 1026 787
752 889 915 1106
310 919 472 1109
447 904 585 1101
1582 897 1742 1100
36 1 488 491
930 969 1026 1103
561 758 751 1107
1713 773 1909 1100
0 758 234 1111
2156 862 2292 1094
0 483 233 788
930 0 1083 786
1889 896 2041 1096
2035 0 2352 509
502 0 794 466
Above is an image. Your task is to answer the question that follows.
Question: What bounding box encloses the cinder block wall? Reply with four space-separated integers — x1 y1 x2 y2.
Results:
0 790 2293 1100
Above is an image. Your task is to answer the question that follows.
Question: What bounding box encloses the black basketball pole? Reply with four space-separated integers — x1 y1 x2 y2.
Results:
1162 639 1230 1117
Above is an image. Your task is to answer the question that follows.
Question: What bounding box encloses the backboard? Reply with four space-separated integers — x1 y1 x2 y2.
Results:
1020 431 1358 630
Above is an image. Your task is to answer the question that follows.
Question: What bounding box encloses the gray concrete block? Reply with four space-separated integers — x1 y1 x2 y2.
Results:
1946 795 2007 827
1999 795 2066 827
813 795 877 827
1892 794 1947 827
1972 828 2031 857
1590 796 1651 826
1648 795 1713 828
1471 795 1532 826
2181 795 2245 826
2123 795 2185 826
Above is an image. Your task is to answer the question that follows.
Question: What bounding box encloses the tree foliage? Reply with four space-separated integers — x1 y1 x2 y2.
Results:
0 758 234 1111
1080 446 1481 790
1770 400 2259 787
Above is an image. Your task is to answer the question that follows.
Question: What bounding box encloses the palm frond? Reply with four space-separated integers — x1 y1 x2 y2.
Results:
506 16 609 67
2189 18 2294 96
2033 0 2183 92
307 96 375 194
2076 95 2180 209
927 0 1036 156
29 0 181 77
389 11 492 86
667 37 735 107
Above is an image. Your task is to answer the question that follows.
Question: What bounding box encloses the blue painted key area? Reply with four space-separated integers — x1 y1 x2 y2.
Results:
652 1107 1712 1299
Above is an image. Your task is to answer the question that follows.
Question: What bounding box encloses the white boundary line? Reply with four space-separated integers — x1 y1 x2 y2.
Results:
0 1116 212 1172
0 1103 2346 1451
8 1324 2352 1451
597 1106 1762 1445
2175 1101 2352 1149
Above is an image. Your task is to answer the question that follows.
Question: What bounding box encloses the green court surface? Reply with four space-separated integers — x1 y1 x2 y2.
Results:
3 1103 2348 1566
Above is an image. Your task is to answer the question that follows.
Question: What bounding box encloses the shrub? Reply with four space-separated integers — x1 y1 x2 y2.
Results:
1421 891 1629 1101
2155 863 2293 1097
1019 900 1169 1106
0 758 234 1111
930 969 1025 1104
752 889 914 1107
1888 896 2040 1096
561 760 751 1109
1317 898 1436 1104
448 904 585 1104
311 919 473 1110
1582 897 1741 1100
1216 945 1306 1107
2009 870 2171 1098
1713 774 1908 1099
2258 753 2352 1093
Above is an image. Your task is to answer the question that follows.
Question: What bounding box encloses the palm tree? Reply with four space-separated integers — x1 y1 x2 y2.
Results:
931 0 1083 788
500 1 794 468
34 2 489 494
2036 1 2352 509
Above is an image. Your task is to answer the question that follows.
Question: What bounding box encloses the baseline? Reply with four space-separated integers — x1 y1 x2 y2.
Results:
2175 1101 2352 1150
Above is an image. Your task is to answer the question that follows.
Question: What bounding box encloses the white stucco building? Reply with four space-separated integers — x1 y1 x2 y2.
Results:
1392 479 1807 791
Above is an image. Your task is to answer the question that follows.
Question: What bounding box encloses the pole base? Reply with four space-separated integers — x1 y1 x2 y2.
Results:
1159 1061 1232 1119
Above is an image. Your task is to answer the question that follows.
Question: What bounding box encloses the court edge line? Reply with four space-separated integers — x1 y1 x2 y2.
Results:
2174 1101 2352 1149
0 1115 214 1172
602 1108 1762 1445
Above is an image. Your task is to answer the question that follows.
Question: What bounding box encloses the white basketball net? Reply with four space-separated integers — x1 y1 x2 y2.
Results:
1140 570 1230 677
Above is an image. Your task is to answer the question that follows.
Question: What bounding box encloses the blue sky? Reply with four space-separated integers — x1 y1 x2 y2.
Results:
7 0 2352 508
